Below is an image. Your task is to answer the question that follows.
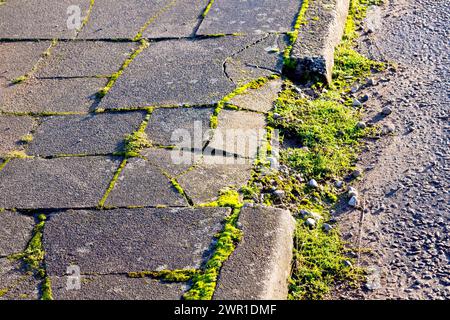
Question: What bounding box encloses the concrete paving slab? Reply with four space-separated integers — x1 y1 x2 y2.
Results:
228 78 282 112
291 0 350 83
104 157 187 207
0 259 39 300
145 107 213 148
0 157 121 209
197 0 301 35
0 116 35 157
0 78 107 113
98 36 263 110
50 275 188 300
0 42 49 82
207 109 266 159
36 41 138 78
214 206 295 300
0 0 90 39
27 112 145 157
78 0 167 39
177 154 252 204
0 211 35 256
44 207 230 275
141 148 198 177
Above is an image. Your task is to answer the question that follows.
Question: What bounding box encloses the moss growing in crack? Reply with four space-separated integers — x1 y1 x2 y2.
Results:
5 150 32 159
283 0 309 69
199 189 242 209
123 131 152 157
210 75 280 129
20 134 33 144
41 276 53 300
98 159 128 208
97 39 149 98
128 269 200 282
170 178 194 206
133 0 178 41
202 0 216 18
11 75 27 84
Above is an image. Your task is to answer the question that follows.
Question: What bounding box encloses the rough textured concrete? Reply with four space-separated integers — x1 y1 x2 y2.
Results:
0 259 40 300
1 78 106 113
197 0 301 35
36 42 138 77
0 157 120 209
228 78 282 112
291 0 350 83
145 107 213 148
0 0 90 39
98 36 260 109
104 157 187 207
0 211 35 256
0 42 49 82
27 112 145 156
141 148 198 177
44 207 230 275
214 206 295 300
207 109 266 159
50 275 187 300
178 154 252 204
0 116 35 157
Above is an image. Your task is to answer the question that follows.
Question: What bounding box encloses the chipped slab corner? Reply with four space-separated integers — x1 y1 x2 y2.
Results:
213 206 296 300
290 0 350 84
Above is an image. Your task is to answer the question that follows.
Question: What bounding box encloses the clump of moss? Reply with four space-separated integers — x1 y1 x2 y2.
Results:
20 134 33 144
123 131 152 157
11 75 27 84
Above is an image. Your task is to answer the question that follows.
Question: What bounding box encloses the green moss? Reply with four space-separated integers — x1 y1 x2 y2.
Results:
98 159 128 208
0 288 8 297
133 0 178 41
128 269 200 282
11 75 27 84
123 131 152 157
77 0 95 32
41 276 53 300
283 0 309 69
5 150 32 159
170 178 194 206
202 0 216 18
200 189 242 209
184 207 242 300
19 134 33 144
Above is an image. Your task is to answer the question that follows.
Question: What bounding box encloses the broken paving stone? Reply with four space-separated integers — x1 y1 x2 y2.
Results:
0 156 121 209
44 207 230 275
0 116 35 157
207 109 266 159
0 78 107 113
145 107 214 149
36 41 138 78
0 259 40 301
104 157 187 207
98 36 262 110
0 211 35 256
227 78 282 113
0 42 50 82
197 0 301 35
50 275 187 300
27 112 146 157
0 0 90 39
141 148 198 177
214 206 295 300
177 154 252 204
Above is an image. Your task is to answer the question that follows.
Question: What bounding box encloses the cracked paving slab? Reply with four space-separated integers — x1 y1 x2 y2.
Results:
0 78 107 113
0 211 34 256
104 157 187 207
197 0 302 35
0 0 91 39
0 42 50 82
141 148 199 177
0 156 121 209
0 116 35 157
98 35 279 110
35 41 139 78
27 112 146 157
44 207 230 275
177 154 252 204
228 78 282 112
145 107 214 148
0 259 40 300
50 275 188 300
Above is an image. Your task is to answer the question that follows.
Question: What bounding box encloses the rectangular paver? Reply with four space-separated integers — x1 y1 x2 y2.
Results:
44 207 230 275
0 157 121 209
197 0 302 35
27 112 146 157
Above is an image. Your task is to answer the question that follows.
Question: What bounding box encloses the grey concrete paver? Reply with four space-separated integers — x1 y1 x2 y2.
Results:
228 78 282 112
145 107 213 148
141 148 198 177
0 0 91 39
0 157 121 209
36 41 138 78
0 42 49 82
0 259 40 300
0 116 35 157
27 112 145 156
214 206 295 300
50 275 187 300
0 78 106 113
0 211 35 256
44 207 230 275
197 0 301 35
104 157 187 207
